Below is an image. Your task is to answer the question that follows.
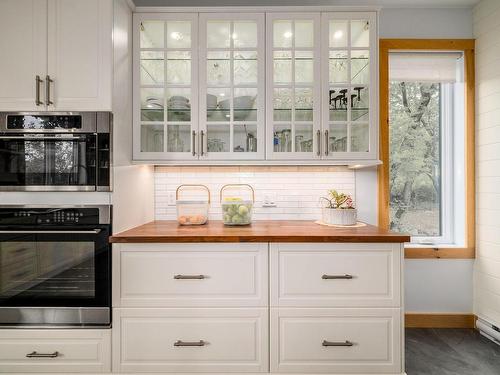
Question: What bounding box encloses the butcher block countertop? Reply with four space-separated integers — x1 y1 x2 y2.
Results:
110 220 410 243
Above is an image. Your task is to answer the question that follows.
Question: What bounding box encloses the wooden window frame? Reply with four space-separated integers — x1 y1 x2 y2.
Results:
378 39 475 259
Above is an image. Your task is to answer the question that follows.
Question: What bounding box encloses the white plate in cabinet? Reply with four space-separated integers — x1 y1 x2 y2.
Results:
270 308 402 374
113 307 269 373
270 243 402 307
113 243 268 307
0 329 111 373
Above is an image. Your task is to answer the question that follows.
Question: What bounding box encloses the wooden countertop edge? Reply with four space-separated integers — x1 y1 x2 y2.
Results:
110 235 409 243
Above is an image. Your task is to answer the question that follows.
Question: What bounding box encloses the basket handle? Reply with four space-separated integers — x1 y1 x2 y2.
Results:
176 184 211 203
220 184 255 203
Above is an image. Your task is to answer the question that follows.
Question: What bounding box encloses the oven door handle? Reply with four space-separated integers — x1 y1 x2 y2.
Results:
0 136 88 140
0 229 102 234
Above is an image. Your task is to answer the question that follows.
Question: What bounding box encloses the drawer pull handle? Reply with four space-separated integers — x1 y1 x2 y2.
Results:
322 340 354 347
174 274 206 280
322 274 353 280
26 351 59 358
174 340 206 347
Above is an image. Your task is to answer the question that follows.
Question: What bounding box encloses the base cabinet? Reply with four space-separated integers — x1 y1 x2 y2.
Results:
0 329 111 373
270 308 402 374
112 307 269 373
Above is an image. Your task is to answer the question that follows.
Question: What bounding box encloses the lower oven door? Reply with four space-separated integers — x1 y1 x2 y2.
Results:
0 227 110 326
0 134 97 191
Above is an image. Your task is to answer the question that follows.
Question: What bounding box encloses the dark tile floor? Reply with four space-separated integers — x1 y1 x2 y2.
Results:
406 328 500 375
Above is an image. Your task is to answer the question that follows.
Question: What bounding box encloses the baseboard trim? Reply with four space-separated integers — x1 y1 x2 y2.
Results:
405 313 476 328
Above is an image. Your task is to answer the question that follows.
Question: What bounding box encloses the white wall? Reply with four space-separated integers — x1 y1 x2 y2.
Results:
112 0 155 233
473 0 500 326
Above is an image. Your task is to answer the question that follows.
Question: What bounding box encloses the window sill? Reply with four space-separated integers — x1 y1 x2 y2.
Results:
404 246 475 259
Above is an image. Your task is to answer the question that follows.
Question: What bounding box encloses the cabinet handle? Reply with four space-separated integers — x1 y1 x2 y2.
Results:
324 130 329 156
35 76 43 106
200 130 205 156
26 351 59 358
174 340 206 347
192 131 197 156
322 340 353 347
174 274 206 280
45 75 53 106
316 130 321 156
322 274 353 280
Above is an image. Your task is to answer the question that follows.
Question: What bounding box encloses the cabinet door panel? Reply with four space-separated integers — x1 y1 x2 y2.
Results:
0 0 47 111
47 0 112 111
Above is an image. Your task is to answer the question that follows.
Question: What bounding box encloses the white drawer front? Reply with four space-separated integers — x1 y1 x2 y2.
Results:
114 243 268 307
271 243 401 307
113 308 268 373
271 308 402 373
0 329 111 373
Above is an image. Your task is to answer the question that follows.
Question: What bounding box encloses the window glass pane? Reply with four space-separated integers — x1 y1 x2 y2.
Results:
295 51 314 83
207 124 230 152
234 88 257 121
273 20 292 48
233 21 257 48
351 50 369 84
140 21 164 48
389 81 441 236
141 88 164 122
328 123 347 152
207 88 230 122
329 50 348 84
166 51 191 85
273 88 292 121
166 21 191 48
140 51 164 85
351 20 369 48
207 21 231 48
295 20 314 48
167 125 191 153
207 51 230 85
166 88 191 122
329 20 348 48
234 51 258 85
329 87 348 121
273 51 292 84
141 125 164 152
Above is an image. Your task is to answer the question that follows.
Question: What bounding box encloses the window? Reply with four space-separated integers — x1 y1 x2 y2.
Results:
388 51 466 246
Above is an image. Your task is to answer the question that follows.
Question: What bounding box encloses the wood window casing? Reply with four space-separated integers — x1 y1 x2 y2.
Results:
378 39 475 259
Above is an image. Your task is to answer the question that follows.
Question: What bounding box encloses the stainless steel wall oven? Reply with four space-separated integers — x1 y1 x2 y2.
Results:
0 112 111 191
0 205 111 327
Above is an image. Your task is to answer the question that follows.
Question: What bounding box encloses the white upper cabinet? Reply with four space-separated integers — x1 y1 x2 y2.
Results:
266 13 321 160
0 0 47 111
47 0 112 111
321 12 377 160
133 10 378 164
0 0 112 112
134 13 198 160
199 14 265 160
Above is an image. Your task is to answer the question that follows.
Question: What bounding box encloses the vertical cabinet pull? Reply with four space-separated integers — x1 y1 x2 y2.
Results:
26 351 59 358
324 130 329 156
316 130 321 156
174 340 206 347
35 76 43 106
322 274 353 280
45 75 53 106
192 131 197 156
322 340 353 347
200 130 205 156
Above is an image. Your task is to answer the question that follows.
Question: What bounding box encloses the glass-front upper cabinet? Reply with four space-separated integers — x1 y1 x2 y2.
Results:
266 13 321 160
321 12 377 160
133 13 198 160
199 14 265 160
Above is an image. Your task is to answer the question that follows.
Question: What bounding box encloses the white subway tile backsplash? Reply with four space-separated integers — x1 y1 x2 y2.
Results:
154 167 356 221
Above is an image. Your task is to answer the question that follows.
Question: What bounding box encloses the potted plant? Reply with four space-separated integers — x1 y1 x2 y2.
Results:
320 190 357 225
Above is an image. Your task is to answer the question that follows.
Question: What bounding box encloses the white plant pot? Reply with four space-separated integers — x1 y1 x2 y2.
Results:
322 208 357 225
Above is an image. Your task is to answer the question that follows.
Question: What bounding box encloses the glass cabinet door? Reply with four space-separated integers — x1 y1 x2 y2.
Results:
321 13 376 159
199 14 265 160
266 14 321 160
134 14 198 160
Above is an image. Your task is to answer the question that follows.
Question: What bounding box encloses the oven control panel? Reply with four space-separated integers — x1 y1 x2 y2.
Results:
0 207 107 226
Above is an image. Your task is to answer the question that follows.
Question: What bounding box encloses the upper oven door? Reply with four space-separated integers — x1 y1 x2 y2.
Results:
0 227 110 308
0 133 97 191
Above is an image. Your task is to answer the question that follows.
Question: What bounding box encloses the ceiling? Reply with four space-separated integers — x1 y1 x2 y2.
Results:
133 0 481 7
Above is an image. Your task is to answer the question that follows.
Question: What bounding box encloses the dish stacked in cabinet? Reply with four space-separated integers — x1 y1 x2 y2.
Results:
111 243 269 372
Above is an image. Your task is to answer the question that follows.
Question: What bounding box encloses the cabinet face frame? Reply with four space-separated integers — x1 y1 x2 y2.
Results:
320 12 378 161
133 12 199 161
199 13 266 161
265 13 322 160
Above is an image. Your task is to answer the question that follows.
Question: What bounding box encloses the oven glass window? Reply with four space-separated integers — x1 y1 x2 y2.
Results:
0 241 95 300
0 135 96 187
